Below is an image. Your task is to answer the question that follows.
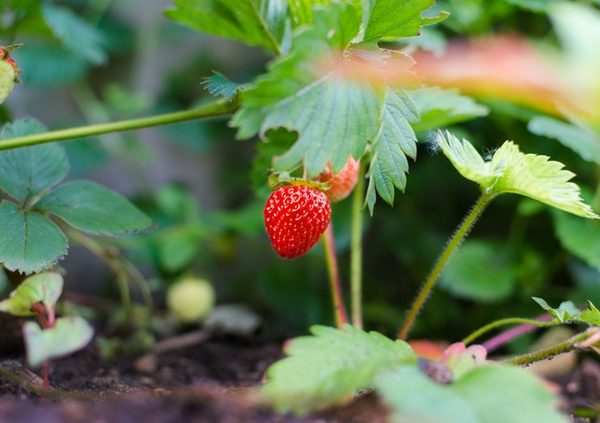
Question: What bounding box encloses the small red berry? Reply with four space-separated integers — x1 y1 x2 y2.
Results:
318 157 360 202
264 184 331 259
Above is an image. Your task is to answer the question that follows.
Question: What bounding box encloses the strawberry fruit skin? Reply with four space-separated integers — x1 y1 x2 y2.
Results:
319 157 360 203
264 184 331 259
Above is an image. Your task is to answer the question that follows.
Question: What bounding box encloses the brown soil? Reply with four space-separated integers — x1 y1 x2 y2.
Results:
0 339 388 423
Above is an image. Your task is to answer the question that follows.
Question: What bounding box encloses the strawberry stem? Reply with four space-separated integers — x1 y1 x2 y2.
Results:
0 97 237 151
462 315 556 346
322 224 349 328
350 163 365 329
398 191 494 340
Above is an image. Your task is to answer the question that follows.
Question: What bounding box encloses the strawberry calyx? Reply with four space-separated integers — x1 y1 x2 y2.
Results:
0 44 22 82
267 173 329 192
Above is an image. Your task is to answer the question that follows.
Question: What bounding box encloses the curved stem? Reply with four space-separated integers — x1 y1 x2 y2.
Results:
0 97 237 151
322 224 349 328
350 164 365 329
398 192 494 340
503 328 597 366
463 317 558 346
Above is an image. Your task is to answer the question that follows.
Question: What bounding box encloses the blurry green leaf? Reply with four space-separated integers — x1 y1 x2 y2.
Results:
0 118 69 203
37 181 152 236
42 4 107 64
505 0 558 13
155 185 200 223
0 272 63 317
0 201 68 274
553 209 600 272
377 364 566 423
103 84 152 116
165 0 288 53
263 324 415 414
579 302 600 326
202 71 243 98
157 225 203 272
440 240 516 302
404 27 447 55
411 87 488 132
363 0 448 42
366 89 418 213
64 138 109 175
528 116 600 164
251 129 296 196
437 131 598 219
24 316 94 368
12 44 89 86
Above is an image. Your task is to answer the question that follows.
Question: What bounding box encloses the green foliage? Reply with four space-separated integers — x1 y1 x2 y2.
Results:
12 44 89 86
262 324 415 414
553 209 600 272
410 87 489 132
528 116 600 165
0 119 151 273
363 0 448 42
0 201 68 274
42 4 107 65
202 71 243 98
533 297 600 326
440 240 516 302
0 272 63 317
377 364 566 423
165 0 288 53
37 181 152 236
437 131 598 219
365 89 418 213
0 118 69 203
23 316 94 368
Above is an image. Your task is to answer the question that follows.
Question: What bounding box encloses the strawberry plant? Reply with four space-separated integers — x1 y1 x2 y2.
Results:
0 0 599 422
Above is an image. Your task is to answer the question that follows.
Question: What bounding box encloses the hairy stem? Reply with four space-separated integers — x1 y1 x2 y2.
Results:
322 224 349 328
0 97 237 151
350 165 365 329
463 316 557 346
503 328 597 366
398 192 494 340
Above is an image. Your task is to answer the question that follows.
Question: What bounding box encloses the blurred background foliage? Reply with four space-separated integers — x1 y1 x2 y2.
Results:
1 0 599 351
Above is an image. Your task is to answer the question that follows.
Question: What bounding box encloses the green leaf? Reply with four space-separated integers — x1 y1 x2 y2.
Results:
365 89 418 213
36 181 152 236
363 0 448 43
528 116 600 164
202 71 243 98
437 131 599 219
262 324 415 415
157 225 203 272
532 297 580 323
553 209 600 272
165 0 288 53
440 240 516 302
532 297 600 327
410 87 489 132
267 76 384 176
23 316 94 368
42 4 107 65
0 201 68 274
377 364 566 423
0 119 69 203
0 272 63 317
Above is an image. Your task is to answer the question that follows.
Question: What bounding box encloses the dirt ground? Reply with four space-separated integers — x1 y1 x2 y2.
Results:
0 337 598 423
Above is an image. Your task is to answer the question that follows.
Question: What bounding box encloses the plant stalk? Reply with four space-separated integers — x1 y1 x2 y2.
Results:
0 97 238 151
398 192 494 340
503 328 597 366
462 316 557 346
322 224 349 328
350 165 365 329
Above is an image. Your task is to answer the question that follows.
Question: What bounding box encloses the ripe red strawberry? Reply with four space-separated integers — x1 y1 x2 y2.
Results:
264 184 331 259
318 157 360 202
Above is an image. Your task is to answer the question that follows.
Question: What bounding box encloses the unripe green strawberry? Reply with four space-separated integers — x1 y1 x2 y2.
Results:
0 47 19 105
318 157 360 202
264 184 331 259
167 276 215 323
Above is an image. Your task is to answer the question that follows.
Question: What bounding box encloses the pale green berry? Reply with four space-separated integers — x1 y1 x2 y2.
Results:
0 59 15 105
167 276 215 323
